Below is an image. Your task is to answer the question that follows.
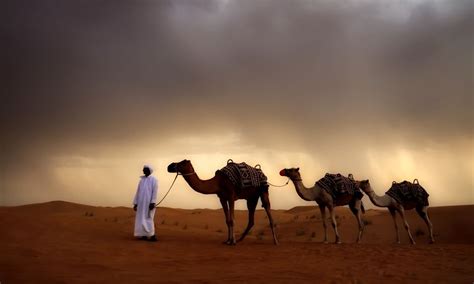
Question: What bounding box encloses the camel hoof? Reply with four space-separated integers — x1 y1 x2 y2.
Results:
223 238 236 246
336 241 342 244
323 241 328 244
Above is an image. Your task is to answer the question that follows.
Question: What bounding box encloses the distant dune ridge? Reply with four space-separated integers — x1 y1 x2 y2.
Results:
0 201 473 283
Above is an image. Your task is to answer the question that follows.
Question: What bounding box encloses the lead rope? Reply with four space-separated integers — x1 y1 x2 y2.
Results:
154 172 196 207
254 163 290 188
154 173 179 207
267 178 290 188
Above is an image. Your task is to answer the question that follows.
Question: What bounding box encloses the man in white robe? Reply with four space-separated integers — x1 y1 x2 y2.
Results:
133 165 158 241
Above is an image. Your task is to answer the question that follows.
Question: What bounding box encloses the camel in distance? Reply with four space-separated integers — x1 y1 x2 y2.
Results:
356 179 434 244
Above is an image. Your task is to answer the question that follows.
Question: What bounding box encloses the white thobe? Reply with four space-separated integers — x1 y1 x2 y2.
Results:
133 175 158 237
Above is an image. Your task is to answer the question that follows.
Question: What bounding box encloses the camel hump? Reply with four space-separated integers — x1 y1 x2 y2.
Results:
386 180 429 206
316 173 362 200
220 162 268 189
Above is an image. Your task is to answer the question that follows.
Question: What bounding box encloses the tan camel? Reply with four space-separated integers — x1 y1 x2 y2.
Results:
356 179 434 244
280 168 365 244
167 160 278 245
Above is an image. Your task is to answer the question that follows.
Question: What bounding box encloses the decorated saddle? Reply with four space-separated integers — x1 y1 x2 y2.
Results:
386 179 429 206
218 159 268 190
316 173 363 200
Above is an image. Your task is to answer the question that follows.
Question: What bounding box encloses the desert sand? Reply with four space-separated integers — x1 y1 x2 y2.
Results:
1 201 473 283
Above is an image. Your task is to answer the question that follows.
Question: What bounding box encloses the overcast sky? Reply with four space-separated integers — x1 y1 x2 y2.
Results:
1 0 472 209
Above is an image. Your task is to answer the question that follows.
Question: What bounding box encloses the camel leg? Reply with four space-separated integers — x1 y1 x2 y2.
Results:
397 206 415 244
261 190 279 245
350 200 364 243
417 206 434 244
389 207 400 244
227 199 236 245
328 205 341 244
319 204 328 243
237 197 258 242
219 197 231 244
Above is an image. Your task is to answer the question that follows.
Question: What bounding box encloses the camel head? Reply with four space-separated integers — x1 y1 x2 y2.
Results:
167 159 195 175
279 168 301 181
356 179 372 193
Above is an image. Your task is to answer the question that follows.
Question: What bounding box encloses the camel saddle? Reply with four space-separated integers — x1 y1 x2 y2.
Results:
386 179 429 206
218 160 268 190
316 173 363 200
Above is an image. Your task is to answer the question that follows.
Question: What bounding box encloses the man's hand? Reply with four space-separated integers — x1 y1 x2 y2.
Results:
149 203 156 210
133 204 137 211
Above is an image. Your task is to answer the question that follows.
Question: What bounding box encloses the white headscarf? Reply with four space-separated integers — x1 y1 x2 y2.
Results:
143 164 154 174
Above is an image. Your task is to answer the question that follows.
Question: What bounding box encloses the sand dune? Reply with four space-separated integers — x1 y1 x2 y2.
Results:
1 201 473 283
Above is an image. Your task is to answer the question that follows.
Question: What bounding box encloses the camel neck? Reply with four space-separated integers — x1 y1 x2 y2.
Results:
290 178 317 201
181 172 221 195
363 187 392 207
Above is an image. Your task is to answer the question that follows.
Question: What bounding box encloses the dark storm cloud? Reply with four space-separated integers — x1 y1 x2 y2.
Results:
1 0 472 205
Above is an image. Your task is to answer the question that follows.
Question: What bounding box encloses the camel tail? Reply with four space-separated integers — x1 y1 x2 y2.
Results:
361 201 366 214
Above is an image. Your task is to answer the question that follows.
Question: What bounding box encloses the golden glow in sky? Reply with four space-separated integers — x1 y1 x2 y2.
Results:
1 0 472 208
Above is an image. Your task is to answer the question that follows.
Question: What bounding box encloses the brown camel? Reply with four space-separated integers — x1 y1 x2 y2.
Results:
167 160 278 245
280 168 365 244
356 179 434 244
